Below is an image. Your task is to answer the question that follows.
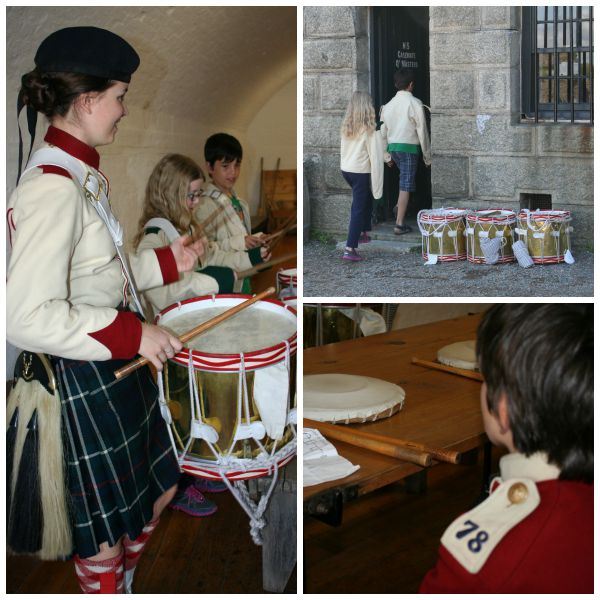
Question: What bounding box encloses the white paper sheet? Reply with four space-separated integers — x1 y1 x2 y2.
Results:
303 428 360 487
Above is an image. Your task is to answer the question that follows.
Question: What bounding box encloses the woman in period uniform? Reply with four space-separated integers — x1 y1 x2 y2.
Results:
6 27 203 594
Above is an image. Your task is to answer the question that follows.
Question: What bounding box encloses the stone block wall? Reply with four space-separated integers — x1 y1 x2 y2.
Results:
430 6 594 248
303 6 369 236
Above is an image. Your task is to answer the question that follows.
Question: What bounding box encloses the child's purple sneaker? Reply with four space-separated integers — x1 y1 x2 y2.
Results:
193 478 228 493
358 232 371 244
169 485 218 517
342 248 363 262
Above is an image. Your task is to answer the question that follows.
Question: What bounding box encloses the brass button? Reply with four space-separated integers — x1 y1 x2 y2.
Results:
508 482 529 504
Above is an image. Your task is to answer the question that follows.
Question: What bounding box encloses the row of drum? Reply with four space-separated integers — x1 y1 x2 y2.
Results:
417 208 573 265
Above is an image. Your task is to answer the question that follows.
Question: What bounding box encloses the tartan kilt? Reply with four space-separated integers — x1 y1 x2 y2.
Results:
51 356 180 559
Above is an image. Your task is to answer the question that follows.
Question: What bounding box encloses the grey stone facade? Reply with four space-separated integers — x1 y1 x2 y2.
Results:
303 6 370 239
304 6 594 248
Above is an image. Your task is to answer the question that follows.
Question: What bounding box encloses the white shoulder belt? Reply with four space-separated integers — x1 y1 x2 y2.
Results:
22 147 145 315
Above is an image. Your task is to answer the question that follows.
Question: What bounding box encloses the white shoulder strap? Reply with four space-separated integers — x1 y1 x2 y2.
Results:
22 147 145 315
23 147 124 246
144 218 181 243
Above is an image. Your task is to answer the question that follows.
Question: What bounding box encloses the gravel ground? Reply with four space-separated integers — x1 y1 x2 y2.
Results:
303 240 594 298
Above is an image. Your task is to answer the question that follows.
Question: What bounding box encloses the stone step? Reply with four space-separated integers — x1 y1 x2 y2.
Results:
337 219 423 251
336 239 420 254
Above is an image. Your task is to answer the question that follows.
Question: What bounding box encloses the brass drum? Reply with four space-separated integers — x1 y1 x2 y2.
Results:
516 210 573 264
417 208 467 262
466 209 516 264
303 303 362 349
157 295 297 481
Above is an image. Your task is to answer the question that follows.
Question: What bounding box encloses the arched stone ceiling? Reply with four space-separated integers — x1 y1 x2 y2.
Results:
7 5 297 130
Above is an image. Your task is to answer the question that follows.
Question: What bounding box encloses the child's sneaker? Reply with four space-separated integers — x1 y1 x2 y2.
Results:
342 248 363 262
358 232 371 244
193 478 228 493
169 485 217 517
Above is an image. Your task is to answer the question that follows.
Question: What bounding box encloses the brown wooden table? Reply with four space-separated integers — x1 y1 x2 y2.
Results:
303 313 487 520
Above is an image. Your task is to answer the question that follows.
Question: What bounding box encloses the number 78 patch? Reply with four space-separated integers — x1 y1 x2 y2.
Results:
441 478 540 574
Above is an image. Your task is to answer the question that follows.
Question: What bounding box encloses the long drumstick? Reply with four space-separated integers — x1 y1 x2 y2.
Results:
305 418 460 465
236 252 296 280
269 219 296 253
411 357 484 382
304 418 433 467
114 287 276 380
261 222 297 244
200 206 225 230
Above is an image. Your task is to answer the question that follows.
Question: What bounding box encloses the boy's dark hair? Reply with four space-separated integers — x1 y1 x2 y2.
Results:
393 67 416 91
204 133 243 167
477 303 593 483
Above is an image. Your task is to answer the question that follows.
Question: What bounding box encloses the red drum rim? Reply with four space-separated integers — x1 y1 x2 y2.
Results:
531 256 566 264
157 294 297 372
517 209 571 221
467 255 516 264
419 207 467 222
178 446 297 481
422 253 467 262
467 208 516 223
277 267 297 284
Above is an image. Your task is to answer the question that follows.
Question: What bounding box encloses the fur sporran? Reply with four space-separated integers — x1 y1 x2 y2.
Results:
6 352 72 560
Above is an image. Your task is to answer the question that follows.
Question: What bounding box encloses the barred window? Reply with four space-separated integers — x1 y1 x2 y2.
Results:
522 6 593 123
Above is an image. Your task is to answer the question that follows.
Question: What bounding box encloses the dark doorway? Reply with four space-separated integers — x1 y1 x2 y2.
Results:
371 7 431 223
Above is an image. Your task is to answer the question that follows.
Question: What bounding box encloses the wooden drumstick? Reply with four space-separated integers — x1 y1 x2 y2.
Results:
236 252 297 280
268 217 297 252
195 204 226 237
261 222 297 244
114 287 276 380
411 357 484 382
304 418 434 467
305 418 460 465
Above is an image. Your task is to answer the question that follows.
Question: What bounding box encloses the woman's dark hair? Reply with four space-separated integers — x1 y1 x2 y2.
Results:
477 303 593 483
19 68 112 118
204 133 243 167
393 67 416 91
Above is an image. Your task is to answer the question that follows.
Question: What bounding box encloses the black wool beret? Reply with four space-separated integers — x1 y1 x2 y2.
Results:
34 26 140 82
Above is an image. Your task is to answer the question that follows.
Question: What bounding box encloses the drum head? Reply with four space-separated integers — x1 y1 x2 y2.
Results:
304 373 405 423
437 340 478 370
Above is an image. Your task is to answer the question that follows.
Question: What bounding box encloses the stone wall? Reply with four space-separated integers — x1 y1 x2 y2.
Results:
303 6 369 236
304 6 594 248
430 6 594 248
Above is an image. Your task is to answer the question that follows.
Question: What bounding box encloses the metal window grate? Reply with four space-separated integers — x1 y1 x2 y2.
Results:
522 6 594 123
520 193 553 211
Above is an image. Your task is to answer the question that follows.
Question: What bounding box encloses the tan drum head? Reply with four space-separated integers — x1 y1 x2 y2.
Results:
304 373 405 424
437 340 478 371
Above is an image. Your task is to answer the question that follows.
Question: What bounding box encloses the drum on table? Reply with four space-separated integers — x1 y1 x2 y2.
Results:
156 295 297 481
466 209 516 264
304 373 405 423
417 208 467 263
276 267 297 299
515 209 573 264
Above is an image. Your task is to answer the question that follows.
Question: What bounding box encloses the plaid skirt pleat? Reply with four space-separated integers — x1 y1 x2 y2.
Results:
52 356 180 559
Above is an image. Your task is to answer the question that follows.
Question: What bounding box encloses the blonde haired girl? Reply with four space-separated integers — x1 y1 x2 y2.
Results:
341 90 377 138
340 91 384 261
135 154 268 315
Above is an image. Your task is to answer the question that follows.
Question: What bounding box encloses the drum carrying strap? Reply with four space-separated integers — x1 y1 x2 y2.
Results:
21 147 145 315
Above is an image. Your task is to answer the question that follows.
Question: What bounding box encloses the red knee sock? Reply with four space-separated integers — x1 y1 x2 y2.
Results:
122 518 160 593
74 550 125 594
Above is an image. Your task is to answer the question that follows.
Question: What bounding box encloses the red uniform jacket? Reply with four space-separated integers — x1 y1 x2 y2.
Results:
420 478 593 593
